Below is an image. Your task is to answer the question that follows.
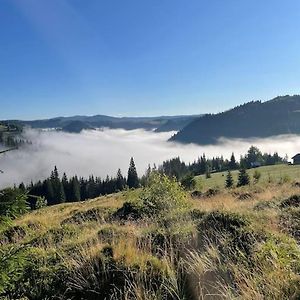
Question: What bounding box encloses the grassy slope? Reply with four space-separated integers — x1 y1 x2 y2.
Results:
195 164 300 190
1 168 300 299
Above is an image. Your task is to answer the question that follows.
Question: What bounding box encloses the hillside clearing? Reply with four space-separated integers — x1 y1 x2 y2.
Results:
195 164 300 190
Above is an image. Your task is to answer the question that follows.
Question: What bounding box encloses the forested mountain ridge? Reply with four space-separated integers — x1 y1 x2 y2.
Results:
170 95 300 144
4 114 199 133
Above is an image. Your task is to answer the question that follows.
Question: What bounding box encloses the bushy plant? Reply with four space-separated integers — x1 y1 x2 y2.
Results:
180 173 196 190
140 173 191 221
253 170 261 183
0 188 28 227
237 169 250 187
225 170 234 188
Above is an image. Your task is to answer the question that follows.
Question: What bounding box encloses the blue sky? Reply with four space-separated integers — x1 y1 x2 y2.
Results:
1 0 300 119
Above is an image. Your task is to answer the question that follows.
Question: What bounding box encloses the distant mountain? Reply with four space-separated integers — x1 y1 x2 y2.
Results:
155 116 199 132
4 114 198 133
170 95 300 144
61 120 94 133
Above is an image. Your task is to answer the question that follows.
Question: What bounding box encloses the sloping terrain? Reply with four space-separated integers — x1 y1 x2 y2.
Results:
170 95 300 144
1 171 300 299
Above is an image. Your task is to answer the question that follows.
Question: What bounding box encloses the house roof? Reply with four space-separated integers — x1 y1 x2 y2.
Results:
292 153 300 159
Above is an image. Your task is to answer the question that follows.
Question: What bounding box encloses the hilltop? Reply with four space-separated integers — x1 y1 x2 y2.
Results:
4 114 199 133
170 95 300 144
1 169 300 299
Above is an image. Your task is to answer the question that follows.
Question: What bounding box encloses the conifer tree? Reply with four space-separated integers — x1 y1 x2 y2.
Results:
87 175 97 198
58 181 66 203
199 154 207 174
127 157 139 188
229 153 237 170
61 173 70 201
45 179 55 205
225 170 234 188
116 168 125 191
70 176 81 202
237 168 250 187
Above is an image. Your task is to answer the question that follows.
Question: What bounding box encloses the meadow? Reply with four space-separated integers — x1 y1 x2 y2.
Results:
1 168 300 299
195 164 300 190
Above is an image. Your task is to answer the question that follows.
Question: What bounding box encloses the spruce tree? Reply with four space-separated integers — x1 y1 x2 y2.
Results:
58 181 66 203
225 170 234 188
116 169 125 191
87 175 97 198
70 176 81 202
229 153 237 170
237 168 250 187
61 173 70 201
45 179 55 205
127 157 139 188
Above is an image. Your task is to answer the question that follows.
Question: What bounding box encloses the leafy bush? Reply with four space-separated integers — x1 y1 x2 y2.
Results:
253 170 261 183
139 173 191 221
180 173 196 190
0 245 27 297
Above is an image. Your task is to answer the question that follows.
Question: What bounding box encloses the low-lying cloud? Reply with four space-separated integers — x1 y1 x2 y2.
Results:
0 128 300 189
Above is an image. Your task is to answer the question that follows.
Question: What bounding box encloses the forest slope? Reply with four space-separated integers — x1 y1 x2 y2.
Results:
170 95 300 144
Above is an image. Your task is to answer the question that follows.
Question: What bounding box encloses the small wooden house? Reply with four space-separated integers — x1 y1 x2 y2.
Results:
292 154 300 165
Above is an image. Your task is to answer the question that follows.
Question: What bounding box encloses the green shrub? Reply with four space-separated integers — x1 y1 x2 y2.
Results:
237 169 250 187
180 173 196 190
253 170 261 183
0 245 27 297
0 188 28 226
140 173 191 221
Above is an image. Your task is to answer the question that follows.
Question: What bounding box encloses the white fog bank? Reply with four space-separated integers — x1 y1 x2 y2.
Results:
0 128 300 188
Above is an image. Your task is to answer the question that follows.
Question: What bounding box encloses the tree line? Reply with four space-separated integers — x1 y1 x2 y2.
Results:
10 146 287 208
19 157 139 208
159 146 286 180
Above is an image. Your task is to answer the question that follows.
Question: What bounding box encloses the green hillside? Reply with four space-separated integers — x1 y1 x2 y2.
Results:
1 170 300 299
171 95 300 144
195 164 300 191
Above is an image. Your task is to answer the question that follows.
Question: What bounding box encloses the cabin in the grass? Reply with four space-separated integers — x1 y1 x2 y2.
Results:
292 154 300 165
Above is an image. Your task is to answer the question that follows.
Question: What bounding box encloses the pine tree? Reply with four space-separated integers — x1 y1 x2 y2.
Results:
45 179 55 205
199 154 207 174
70 176 81 202
18 182 26 192
127 157 139 189
58 181 66 203
225 170 234 188
237 168 250 187
87 175 97 198
116 169 125 191
229 153 237 170
61 173 70 201
79 177 87 200
50 166 62 204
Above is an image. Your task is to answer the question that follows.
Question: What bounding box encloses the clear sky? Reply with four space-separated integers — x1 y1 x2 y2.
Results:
1 0 300 119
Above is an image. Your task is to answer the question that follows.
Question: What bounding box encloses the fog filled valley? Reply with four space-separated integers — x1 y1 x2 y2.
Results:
1 128 300 189
2 2 300 298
